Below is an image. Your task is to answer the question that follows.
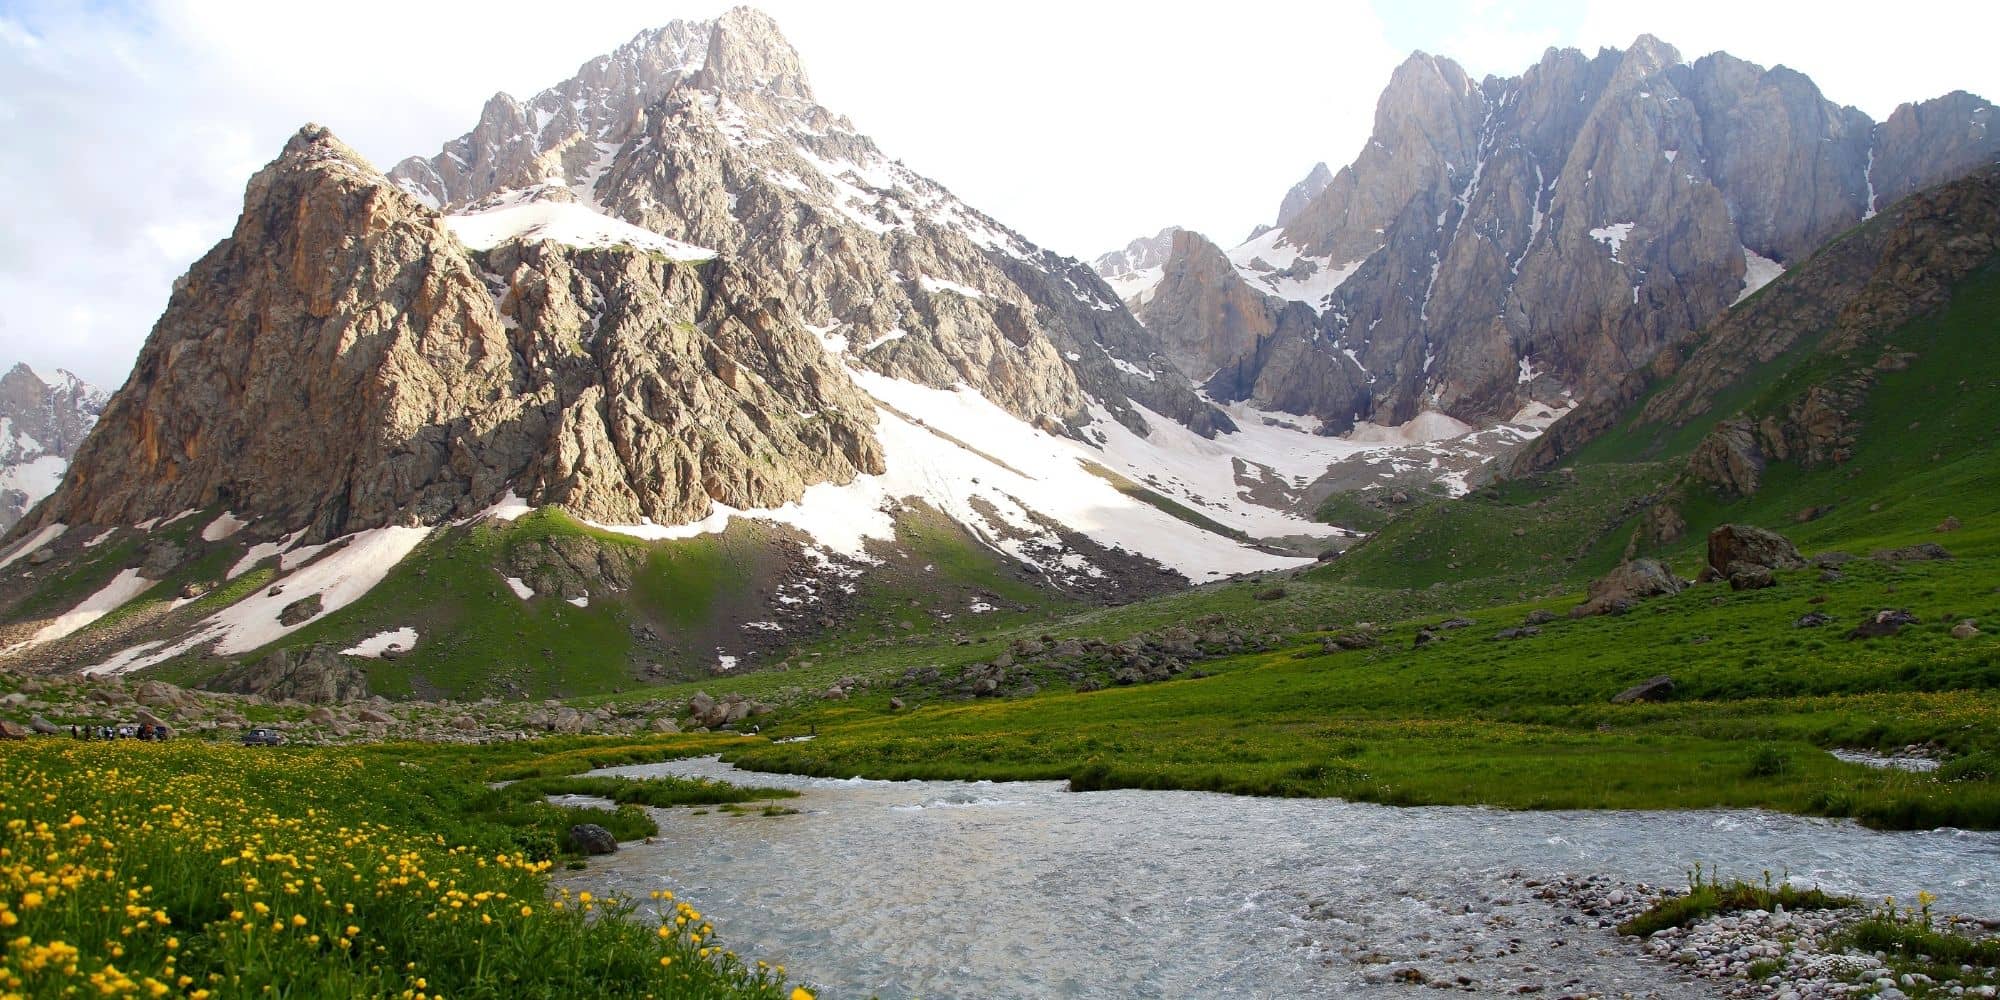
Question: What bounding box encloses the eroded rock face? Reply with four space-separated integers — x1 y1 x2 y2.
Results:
1516 163 2000 477
207 644 370 704
1138 230 1324 378
29 125 883 542
394 7 1226 442
1102 37 1999 437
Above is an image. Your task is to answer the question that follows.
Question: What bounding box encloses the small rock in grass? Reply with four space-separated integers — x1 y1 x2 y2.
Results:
1848 609 1920 640
1611 675 1675 704
1952 620 1982 640
1794 612 1834 629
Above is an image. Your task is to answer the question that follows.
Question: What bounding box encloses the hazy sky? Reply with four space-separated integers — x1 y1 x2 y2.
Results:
3 0 1996 387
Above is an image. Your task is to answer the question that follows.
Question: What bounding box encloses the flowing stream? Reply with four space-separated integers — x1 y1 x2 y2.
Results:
565 756 2000 998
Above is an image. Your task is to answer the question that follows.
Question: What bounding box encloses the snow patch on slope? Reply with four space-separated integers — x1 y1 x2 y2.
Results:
591 372 1316 581
0 523 65 572
445 195 716 260
1588 222 1636 261
341 627 417 658
200 512 248 542
87 526 432 674
4 568 153 653
1733 247 1786 305
1226 228 1368 313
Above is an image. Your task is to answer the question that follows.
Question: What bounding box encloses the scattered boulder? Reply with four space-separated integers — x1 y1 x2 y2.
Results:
1253 586 1287 601
1811 552 1856 568
356 708 395 725
887 697 905 711
1706 524 1805 582
306 707 337 725
650 717 679 733
1611 676 1676 704
89 688 135 706
567 824 618 856
450 716 478 732
178 581 210 600
28 715 60 736
1872 543 1953 562
1412 629 1442 648
1523 610 1557 626
1322 630 1379 652
821 686 849 701
1728 565 1776 591
1794 612 1835 629
27 547 55 565
1434 617 1476 630
206 644 370 703
277 593 325 626
1849 609 1920 640
1818 569 1845 584
1492 626 1542 641
687 691 717 723
1936 516 1961 533
136 680 186 708
1952 620 1982 640
0 719 28 739
1572 560 1685 617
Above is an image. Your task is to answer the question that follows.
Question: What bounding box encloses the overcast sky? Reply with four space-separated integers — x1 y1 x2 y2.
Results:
3 0 1996 387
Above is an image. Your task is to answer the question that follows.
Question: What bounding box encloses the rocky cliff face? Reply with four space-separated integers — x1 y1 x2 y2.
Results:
397 7 1225 441
1100 39 2000 437
33 126 883 541
1513 163 2000 481
0 366 104 532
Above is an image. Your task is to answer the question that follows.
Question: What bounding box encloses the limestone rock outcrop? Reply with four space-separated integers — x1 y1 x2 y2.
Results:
29 125 884 541
1099 38 2000 437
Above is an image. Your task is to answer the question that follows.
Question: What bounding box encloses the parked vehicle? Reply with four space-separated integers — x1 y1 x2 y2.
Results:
241 728 286 747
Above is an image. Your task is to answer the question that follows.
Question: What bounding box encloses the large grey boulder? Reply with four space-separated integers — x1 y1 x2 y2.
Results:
1572 559 1686 617
1706 524 1805 583
567 824 618 856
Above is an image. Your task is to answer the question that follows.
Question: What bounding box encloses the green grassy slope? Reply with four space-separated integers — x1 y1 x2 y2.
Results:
118 505 1082 701
706 262 2000 828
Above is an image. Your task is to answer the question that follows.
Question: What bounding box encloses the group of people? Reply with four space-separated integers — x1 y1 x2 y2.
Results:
70 722 171 741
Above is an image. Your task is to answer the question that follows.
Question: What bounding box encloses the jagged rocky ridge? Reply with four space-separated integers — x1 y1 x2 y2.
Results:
1101 38 1999 435
33 126 884 540
392 7 1226 441
0 366 104 533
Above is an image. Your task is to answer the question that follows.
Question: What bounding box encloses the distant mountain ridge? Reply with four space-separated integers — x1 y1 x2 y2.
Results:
1099 38 2000 435
0 364 104 533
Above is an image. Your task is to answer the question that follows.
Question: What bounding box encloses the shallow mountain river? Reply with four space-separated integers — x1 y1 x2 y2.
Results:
565 756 2000 998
